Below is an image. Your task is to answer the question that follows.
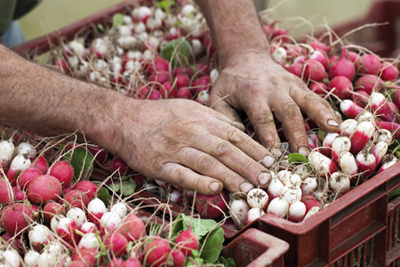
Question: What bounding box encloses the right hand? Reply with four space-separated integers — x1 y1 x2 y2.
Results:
104 98 274 195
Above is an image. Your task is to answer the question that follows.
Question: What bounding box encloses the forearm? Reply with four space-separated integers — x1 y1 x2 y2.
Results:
0 44 130 152
194 0 270 67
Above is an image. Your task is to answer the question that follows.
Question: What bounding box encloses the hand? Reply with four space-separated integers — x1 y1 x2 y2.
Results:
107 98 274 195
208 49 341 155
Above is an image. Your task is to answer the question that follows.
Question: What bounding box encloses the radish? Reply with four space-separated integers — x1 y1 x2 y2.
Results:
175 228 199 256
308 150 337 176
43 202 65 223
266 197 289 218
37 241 68 267
281 185 302 205
195 191 228 219
50 215 64 233
303 59 326 82
380 62 398 81
196 91 210 105
356 111 375 123
78 233 100 250
350 121 375 155
329 76 353 100
301 177 317 196
68 40 85 57
24 250 40 266
169 189 183 204
377 157 398 174
71 248 98 267
267 178 284 200
246 207 265 224
301 195 321 214
0 139 15 170
105 233 128 257
174 74 190 89
0 177 13 204
339 99 365 119
272 46 287 64
1 203 34 235
351 90 370 108
56 217 80 244
288 201 306 222
247 188 269 210
372 141 388 166
321 132 339 156
28 224 53 251
74 181 98 200
309 82 327 95
13 142 36 161
118 213 145 242
339 119 358 137
64 190 90 209
355 54 381 75
229 198 250 228
7 154 31 186
111 202 128 219
80 222 98 235
144 237 171 267
108 258 124 267
87 198 107 227
132 6 151 23
354 75 383 94
331 135 351 165
285 63 303 78
32 154 49 174
171 249 185 267
310 40 328 54
375 121 400 139
49 161 74 188
66 207 86 229
18 167 42 190
373 129 392 144
177 87 193 99
338 152 358 177
0 248 21 267
303 206 320 220
329 47 355 80
356 150 377 177
329 172 350 195
100 211 123 233
310 50 329 70
28 174 62 205
370 92 399 123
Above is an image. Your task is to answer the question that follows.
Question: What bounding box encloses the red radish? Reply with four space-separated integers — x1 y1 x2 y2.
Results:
308 137 317 150
49 161 74 188
195 191 228 219
247 188 269 209
56 217 80 244
28 224 53 251
301 195 321 214
350 121 375 154
303 59 326 82
355 54 381 75
64 190 90 209
74 181 98 200
267 178 284 201
381 62 398 81
288 201 306 222
191 64 209 77
177 87 193 99
14 186 26 201
13 142 36 161
356 150 377 177
145 57 169 76
339 152 358 178
148 89 162 100
67 207 86 229
160 82 177 98
294 55 306 64
304 206 320 220
375 121 400 139
229 198 250 228
309 82 327 95
105 233 128 257
0 139 15 170
144 237 171 267
372 141 388 166
329 76 353 99
87 198 107 227
171 249 185 267
149 72 171 86
309 50 329 70
28 174 63 205
329 172 351 195
310 40 328 54
308 150 337 176
88 146 108 165
65 261 88 267
351 90 370 108
176 228 199 256
108 258 124 267
266 197 289 218
71 248 98 267
43 202 65 223
132 6 151 23
174 74 191 89
1 203 34 235
331 136 351 165
321 133 339 157
285 63 303 78
301 177 317 196
191 76 212 94
122 257 142 267
354 75 383 94
0 177 13 204
18 167 42 190
119 213 146 242
329 47 355 80
370 92 399 123
246 207 265 224
169 189 183 204
7 154 31 186
339 100 364 124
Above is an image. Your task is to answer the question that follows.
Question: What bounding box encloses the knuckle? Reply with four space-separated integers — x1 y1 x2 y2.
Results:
227 128 244 144
239 160 257 178
214 140 231 157
172 167 187 185
195 154 214 172
254 110 275 126
282 102 302 118
221 171 235 185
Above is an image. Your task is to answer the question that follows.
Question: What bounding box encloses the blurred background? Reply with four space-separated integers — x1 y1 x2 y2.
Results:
18 0 373 41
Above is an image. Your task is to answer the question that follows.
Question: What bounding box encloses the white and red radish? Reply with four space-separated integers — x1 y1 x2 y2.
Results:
0 139 15 170
7 154 31 186
329 172 350 195
303 206 320 220
331 135 351 165
308 150 337 177
267 178 284 201
339 99 364 119
301 177 318 196
339 119 358 137
281 185 302 205
373 129 392 144
100 211 123 233
28 224 53 251
195 191 228 219
350 121 375 155
24 250 40 267
372 141 389 166
356 150 377 177
288 201 306 222
229 197 250 228
246 207 265 224
87 198 107 227
0 248 21 267
266 197 289 218
370 92 399 123
13 142 36 161
66 207 86 230
56 217 80 244
247 188 269 210
338 152 358 177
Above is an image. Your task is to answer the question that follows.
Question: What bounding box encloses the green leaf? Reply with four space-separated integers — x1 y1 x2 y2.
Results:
180 214 218 240
97 187 112 207
157 0 175 15
318 129 326 141
194 258 204 264
109 183 121 193
97 24 105 33
191 250 199 257
121 179 137 197
225 257 237 267
150 223 161 236
160 39 191 68
199 227 224 263
113 13 124 28
63 148 94 182
288 153 309 164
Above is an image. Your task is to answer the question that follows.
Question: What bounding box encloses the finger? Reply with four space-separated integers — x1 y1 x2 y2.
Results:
159 162 223 195
207 92 245 131
291 87 340 133
273 94 310 155
241 98 282 155
178 147 254 193
191 131 272 187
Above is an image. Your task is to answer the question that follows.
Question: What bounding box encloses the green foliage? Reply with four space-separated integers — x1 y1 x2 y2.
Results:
112 13 124 28
63 148 94 182
160 39 191 67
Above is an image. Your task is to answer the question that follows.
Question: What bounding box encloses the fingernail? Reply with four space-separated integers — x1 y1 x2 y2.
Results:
327 119 339 127
262 155 275 167
257 172 271 186
209 182 220 193
298 146 311 156
272 147 283 157
239 182 254 193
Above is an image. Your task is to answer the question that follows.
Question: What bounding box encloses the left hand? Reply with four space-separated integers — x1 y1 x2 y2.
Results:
208 49 341 156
